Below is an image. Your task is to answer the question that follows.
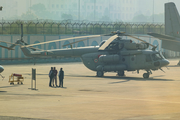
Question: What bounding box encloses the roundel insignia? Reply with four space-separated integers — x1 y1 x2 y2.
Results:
94 58 98 63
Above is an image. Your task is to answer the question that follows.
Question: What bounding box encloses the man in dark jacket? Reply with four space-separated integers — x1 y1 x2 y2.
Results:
58 68 64 88
52 67 58 87
49 67 54 87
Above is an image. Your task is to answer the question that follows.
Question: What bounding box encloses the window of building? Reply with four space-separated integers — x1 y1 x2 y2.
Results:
52 4 54 8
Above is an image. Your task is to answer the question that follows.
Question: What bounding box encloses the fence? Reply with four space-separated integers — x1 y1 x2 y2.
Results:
0 20 165 35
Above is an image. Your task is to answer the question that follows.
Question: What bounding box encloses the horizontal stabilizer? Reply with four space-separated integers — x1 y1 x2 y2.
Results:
148 33 180 52
148 33 176 40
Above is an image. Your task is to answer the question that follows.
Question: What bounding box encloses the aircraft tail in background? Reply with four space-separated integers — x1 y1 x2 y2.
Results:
165 2 180 38
148 2 180 52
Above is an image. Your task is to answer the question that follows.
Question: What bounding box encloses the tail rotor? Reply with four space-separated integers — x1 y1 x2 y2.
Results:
9 24 36 51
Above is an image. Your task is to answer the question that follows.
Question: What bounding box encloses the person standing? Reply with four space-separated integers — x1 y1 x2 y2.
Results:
58 68 64 88
52 67 58 87
49 67 54 87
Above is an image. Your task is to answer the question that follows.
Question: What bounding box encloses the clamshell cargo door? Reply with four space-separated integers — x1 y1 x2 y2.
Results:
129 55 137 70
135 54 146 69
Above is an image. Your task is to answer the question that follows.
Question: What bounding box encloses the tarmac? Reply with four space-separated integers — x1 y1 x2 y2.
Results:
0 59 180 120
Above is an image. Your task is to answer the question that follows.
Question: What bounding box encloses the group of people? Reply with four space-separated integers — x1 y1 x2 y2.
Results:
49 67 64 87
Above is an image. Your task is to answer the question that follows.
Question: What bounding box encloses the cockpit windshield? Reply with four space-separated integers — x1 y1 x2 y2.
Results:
152 53 163 61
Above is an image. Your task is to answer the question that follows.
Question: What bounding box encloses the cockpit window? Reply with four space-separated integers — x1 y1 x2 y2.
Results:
152 53 163 61
107 42 119 50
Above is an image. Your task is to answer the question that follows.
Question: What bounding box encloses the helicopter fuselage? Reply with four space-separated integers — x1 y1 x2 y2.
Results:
81 50 168 72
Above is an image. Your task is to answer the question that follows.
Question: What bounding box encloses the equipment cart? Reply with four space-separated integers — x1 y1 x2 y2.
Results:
9 73 24 85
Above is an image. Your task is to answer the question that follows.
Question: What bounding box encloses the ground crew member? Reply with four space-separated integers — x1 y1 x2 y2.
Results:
58 68 64 88
52 67 58 87
49 67 54 87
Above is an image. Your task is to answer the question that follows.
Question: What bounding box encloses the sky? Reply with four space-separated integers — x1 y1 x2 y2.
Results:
1 0 180 22
153 0 180 14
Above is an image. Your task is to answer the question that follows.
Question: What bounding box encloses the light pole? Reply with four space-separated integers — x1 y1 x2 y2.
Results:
94 0 96 21
78 0 80 21
153 0 154 23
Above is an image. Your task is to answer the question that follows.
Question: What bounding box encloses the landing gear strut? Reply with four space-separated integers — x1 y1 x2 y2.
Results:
97 71 104 77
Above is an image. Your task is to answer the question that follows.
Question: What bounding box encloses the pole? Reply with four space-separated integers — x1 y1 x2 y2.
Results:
30 0 32 13
153 0 154 23
94 0 96 21
78 0 80 21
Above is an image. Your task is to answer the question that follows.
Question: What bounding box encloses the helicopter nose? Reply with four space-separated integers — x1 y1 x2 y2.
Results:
161 59 170 67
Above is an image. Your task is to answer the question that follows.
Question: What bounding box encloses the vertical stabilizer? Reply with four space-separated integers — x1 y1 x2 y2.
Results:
165 2 180 38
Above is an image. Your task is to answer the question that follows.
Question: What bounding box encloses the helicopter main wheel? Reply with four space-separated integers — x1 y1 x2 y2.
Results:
143 73 149 78
97 71 104 77
117 71 124 76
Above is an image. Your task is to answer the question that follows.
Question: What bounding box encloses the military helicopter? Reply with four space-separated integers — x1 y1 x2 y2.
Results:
6 25 169 78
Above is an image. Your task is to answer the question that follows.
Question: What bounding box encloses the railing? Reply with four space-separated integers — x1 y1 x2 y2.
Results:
0 20 165 35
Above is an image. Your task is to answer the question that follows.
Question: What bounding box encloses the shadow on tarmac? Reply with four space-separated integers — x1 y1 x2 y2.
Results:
50 86 67 89
0 91 7 92
66 74 173 84
105 76 173 84
0 116 47 120
0 84 20 88
3 93 61 97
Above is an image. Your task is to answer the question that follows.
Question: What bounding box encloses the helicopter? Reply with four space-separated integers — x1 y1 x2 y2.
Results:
3 23 169 79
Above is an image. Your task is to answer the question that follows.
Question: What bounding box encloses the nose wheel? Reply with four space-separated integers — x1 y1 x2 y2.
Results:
143 70 152 79
143 73 149 78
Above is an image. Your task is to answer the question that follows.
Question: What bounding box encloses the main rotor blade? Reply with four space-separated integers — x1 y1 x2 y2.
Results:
133 34 180 44
98 35 118 50
23 35 101 48
0 40 44 51
0 44 14 50
126 34 156 48
62 36 98 47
